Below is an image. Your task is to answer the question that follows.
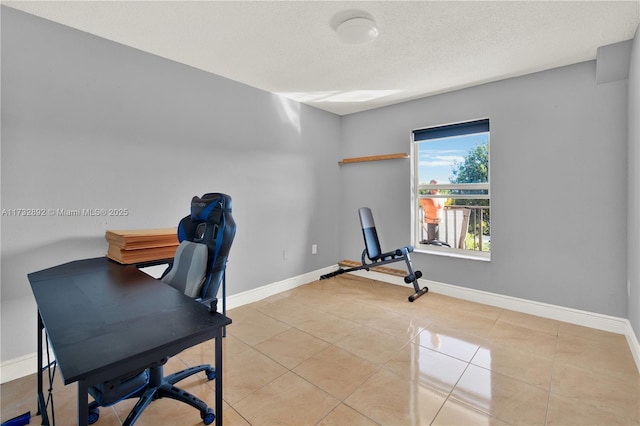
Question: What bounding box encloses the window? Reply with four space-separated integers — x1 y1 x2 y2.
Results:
411 119 490 259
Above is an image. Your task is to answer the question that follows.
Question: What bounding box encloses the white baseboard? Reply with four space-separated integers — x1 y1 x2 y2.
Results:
625 321 640 373
3 264 639 383
1 342 56 384
0 353 37 384
224 266 337 310
349 269 640 373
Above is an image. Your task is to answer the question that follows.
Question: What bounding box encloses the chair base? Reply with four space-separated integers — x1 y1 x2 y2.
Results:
88 363 216 426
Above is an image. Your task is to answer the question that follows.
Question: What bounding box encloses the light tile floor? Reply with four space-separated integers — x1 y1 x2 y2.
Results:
2 274 639 425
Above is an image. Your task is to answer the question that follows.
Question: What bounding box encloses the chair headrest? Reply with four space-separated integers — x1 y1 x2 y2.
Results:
190 193 231 223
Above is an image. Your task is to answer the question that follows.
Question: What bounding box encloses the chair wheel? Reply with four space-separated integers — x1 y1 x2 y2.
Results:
88 407 100 425
202 408 215 425
206 368 216 380
415 271 422 279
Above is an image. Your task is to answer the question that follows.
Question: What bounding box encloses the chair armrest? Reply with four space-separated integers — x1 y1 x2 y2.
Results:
196 297 218 314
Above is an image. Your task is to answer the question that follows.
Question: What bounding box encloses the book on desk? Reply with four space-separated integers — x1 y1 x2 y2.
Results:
106 228 178 264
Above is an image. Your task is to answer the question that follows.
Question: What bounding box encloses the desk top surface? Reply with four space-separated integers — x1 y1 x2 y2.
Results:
29 257 231 385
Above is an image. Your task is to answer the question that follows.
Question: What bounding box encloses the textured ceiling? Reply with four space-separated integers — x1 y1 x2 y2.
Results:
3 1 640 115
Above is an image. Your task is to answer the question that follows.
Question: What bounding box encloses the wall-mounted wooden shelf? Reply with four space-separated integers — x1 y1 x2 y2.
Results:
338 152 409 165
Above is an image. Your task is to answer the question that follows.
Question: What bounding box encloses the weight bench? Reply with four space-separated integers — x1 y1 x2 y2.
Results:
321 207 429 302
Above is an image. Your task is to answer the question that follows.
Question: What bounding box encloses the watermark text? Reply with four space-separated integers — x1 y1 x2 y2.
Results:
2 208 130 217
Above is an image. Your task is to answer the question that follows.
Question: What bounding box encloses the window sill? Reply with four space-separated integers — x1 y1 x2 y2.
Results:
414 245 491 262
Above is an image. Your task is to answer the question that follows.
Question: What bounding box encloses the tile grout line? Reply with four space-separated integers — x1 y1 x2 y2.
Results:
428 355 476 425
543 326 560 426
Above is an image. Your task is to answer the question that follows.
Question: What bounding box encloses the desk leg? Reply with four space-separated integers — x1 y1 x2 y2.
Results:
36 311 49 426
215 328 223 426
77 381 88 426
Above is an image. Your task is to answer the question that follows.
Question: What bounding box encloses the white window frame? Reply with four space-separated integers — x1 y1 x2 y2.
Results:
410 119 491 261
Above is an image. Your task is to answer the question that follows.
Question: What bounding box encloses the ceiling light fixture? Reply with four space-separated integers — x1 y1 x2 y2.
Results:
336 17 378 45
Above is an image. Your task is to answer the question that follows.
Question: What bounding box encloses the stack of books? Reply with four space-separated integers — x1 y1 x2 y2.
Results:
106 228 179 264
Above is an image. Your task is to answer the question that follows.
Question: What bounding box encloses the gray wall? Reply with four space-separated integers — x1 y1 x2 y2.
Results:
629 26 640 341
340 58 630 318
1 7 341 362
2 6 636 368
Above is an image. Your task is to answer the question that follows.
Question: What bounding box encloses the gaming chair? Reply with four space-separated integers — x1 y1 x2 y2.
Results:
87 193 236 426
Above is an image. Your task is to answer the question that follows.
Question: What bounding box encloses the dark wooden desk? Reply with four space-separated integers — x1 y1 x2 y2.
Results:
28 257 231 426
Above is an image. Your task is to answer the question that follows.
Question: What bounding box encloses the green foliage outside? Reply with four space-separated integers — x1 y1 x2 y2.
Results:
450 144 490 247
451 144 489 184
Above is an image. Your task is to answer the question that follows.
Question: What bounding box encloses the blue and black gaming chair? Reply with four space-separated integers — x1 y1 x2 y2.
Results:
321 207 428 302
87 193 236 426
173 192 236 316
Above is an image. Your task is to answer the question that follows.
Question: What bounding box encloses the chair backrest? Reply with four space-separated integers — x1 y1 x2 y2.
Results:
161 241 208 297
175 193 236 300
358 207 383 261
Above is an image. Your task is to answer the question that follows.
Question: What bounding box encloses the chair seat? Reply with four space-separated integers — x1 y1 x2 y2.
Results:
88 370 149 407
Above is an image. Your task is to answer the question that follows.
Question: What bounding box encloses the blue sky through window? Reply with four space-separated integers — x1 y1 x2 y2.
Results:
418 133 488 185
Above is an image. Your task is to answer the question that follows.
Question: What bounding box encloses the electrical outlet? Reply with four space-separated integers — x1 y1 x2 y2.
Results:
312 244 318 255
